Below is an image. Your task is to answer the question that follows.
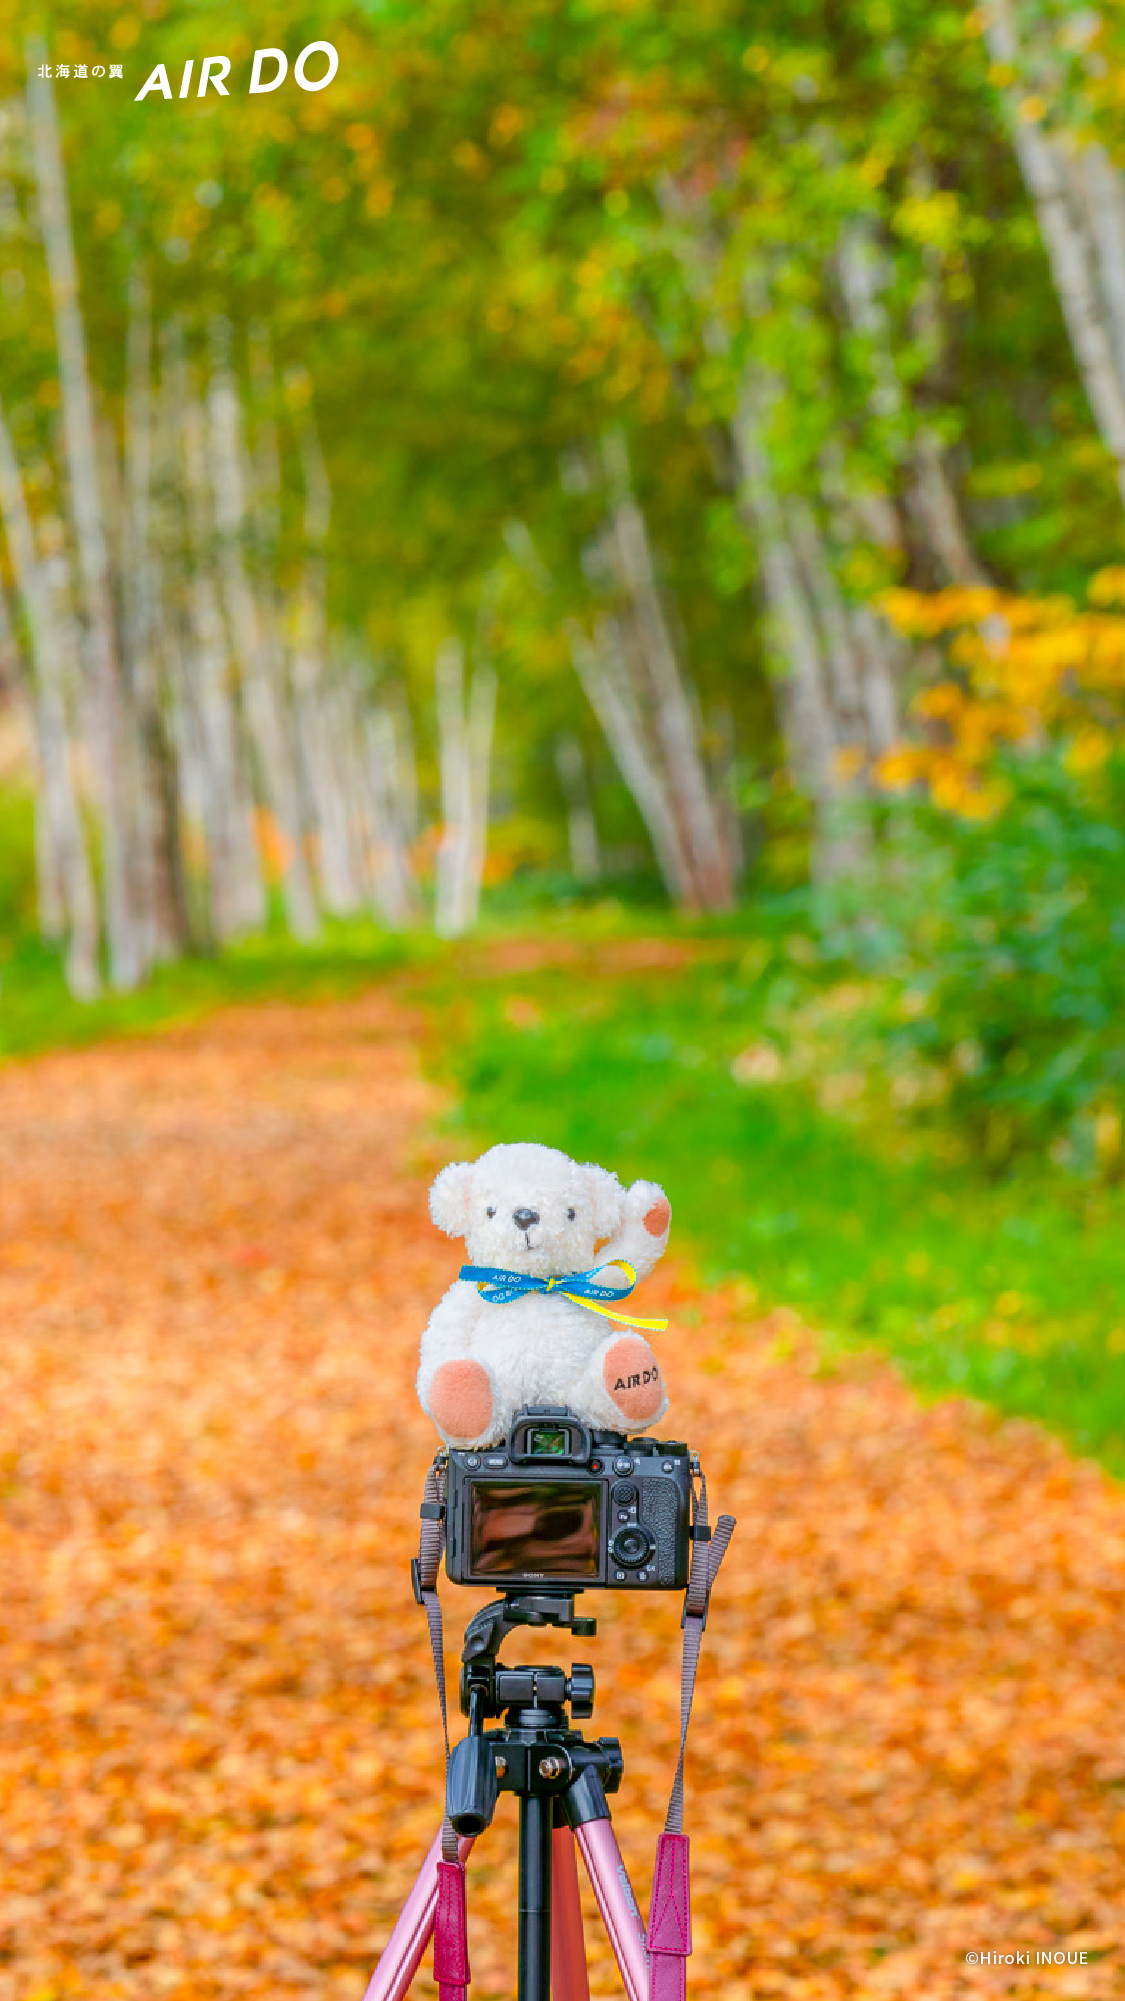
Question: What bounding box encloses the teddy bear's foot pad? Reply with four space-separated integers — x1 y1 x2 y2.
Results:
428 1359 494 1442
603 1335 663 1422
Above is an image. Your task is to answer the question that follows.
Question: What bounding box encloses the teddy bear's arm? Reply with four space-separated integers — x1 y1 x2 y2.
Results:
593 1177 671 1284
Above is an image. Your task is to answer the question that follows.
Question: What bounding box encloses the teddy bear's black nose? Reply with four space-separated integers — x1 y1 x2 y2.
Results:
513 1208 540 1231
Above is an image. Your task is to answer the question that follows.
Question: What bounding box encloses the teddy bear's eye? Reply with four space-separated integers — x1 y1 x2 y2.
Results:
567 1207 576 1219
486 1206 496 1217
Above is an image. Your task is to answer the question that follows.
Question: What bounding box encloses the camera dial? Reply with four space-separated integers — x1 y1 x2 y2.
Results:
610 1524 653 1570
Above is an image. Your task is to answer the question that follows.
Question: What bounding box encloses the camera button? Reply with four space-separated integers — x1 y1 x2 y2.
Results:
615 1570 626 1581
485 1455 507 1467
465 1455 481 1468
662 1461 674 1472
613 1456 633 1474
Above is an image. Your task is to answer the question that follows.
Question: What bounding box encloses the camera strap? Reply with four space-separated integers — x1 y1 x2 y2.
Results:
412 1455 471 2001
646 1467 737 2001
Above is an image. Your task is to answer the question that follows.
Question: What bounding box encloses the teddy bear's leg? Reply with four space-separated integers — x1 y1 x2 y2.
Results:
426 1358 496 1444
567 1331 668 1432
602 1335 665 1422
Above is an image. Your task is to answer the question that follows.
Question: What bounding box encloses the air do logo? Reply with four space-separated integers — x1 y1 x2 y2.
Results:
134 43 338 100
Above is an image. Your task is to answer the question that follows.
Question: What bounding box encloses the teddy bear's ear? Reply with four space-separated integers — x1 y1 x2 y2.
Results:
585 1164 625 1238
430 1160 475 1238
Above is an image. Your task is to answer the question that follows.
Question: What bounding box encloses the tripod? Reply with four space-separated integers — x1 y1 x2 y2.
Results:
362 1591 652 2001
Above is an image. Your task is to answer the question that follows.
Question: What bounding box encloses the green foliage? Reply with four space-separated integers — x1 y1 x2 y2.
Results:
0 786 36 945
820 756 1125 1177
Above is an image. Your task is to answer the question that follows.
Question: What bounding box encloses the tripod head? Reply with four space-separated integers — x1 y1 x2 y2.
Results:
447 1588 619 1839
461 1590 596 1668
460 1591 596 1722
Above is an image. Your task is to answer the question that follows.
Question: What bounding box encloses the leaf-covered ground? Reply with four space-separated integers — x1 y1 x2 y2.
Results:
2 989 1124 1999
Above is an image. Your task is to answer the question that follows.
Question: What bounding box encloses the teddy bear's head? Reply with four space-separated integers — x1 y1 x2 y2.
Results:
429 1141 624 1280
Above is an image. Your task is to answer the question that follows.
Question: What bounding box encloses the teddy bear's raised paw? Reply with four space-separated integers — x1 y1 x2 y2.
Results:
427 1359 494 1443
603 1334 664 1423
643 1195 671 1237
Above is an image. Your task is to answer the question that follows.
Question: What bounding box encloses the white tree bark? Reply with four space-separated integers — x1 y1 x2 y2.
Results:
173 334 265 941
555 734 601 881
565 616 696 902
434 636 495 936
26 46 137 986
434 637 466 938
208 319 319 939
0 394 99 995
463 652 496 930
600 432 733 909
287 379 360 916
362 704 419 925
124 264 187 966
984 0 1125 506
658 188 886 878
837 215 986 588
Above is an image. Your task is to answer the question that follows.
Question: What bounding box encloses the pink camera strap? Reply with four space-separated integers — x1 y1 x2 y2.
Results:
413 1459 470 1999
412 1453 736 2001
646 1468 736 2001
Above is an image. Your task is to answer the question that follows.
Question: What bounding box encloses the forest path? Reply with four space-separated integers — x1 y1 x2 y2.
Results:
1 987 1123 2001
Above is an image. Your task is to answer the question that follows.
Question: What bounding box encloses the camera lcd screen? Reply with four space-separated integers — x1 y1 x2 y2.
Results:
469 1479 601 1578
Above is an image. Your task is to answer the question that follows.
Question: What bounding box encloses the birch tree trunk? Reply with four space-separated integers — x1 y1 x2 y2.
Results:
983 0 1125 508
287 377 361 915
555 735 601 881
462 652 496 930
208 319 319 940
837 216 987 589
124 266 191 964
729 384 846 824
0 393 100 995
362 704 419 925
601 431 733 908
26 47 138 986
565 616 696 902
434 636 495 936
172 332 265 941
656 189 886 878
434 638 466 938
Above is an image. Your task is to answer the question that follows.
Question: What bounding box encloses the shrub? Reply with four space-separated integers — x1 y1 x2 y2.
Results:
822 755 1125 1175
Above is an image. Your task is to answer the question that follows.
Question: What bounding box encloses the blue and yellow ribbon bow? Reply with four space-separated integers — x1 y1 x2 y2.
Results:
459 1260 667 1333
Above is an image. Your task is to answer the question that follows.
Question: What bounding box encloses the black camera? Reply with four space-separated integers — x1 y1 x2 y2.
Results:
444 1405 693 1592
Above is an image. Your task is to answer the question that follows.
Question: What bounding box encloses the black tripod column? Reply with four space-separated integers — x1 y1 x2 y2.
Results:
517 1791 553 2001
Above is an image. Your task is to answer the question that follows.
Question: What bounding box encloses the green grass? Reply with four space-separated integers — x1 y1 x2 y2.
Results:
419 936 1125 1474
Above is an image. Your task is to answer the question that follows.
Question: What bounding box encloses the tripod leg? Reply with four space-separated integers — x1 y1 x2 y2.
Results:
551 1821 591 2001
518 1791 553 2001
576 1819 650 2001
362 1830 475 2001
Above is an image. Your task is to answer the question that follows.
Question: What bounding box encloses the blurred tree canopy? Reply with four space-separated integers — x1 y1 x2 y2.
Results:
1 0 1124 873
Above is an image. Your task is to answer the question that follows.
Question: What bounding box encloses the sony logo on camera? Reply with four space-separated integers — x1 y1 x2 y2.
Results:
444 1406 693 1594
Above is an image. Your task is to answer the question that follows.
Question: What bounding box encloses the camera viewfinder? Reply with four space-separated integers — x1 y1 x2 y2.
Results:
530 1426 568 1457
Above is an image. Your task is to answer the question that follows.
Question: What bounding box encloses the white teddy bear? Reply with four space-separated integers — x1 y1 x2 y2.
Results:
417 1140 672 1448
